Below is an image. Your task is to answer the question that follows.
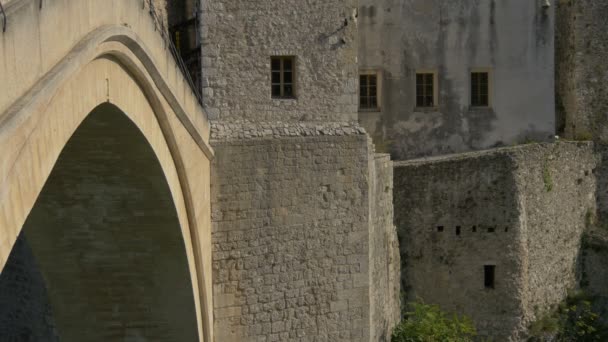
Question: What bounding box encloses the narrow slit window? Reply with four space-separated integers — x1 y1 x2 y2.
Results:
471 72 489 107
416 73 435 107
484 265 495 289
271 56 295 99
360 74 379 110
456 226 461 236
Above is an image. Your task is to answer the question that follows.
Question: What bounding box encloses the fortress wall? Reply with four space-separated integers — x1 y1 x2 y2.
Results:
556 0 608 141
200 0 359 122
513 142 597 323
394 148 526 341
211 127 383 342
393 142 597 340
368 154 401 341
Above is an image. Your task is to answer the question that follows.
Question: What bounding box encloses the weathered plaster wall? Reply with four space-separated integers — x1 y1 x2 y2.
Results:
369 154 401 341
394 142 596 340
210 126 399 341
359 0 555 159
200 0 359 122
556 0 608 142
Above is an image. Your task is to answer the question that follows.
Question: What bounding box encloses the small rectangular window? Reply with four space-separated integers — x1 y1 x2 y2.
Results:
416 72 435 107
271 56 295 99
484 265 495 289
360 73 379 110
471 71 489 107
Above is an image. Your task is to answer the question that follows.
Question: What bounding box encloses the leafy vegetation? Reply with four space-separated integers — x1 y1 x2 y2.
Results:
391 300 477 342
528 291 608 342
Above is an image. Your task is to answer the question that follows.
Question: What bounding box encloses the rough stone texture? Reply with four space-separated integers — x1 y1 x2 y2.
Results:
211 121 366 141
200 0 359 122
556 0 608 142
359 0 555 159
211 133 399 342
368 154 401 342
0 234 59 342
516 142 597 324
394 142 597 341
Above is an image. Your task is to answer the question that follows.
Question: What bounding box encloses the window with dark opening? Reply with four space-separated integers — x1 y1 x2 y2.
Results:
484 265 495 289
472 226 477 233
471 72 489 107
360 74 379 110
416 73 435 107
271 56 295 98
488 227 495 233
437 226 444 232
456 226 461 236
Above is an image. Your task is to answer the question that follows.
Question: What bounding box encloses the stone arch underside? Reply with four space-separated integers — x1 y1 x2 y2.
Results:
0 103 199 342
0 1 214 340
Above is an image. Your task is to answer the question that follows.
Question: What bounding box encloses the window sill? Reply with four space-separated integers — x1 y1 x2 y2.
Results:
272 97 297 101
413 106 439 112
359 108 382 113
468 106 493 111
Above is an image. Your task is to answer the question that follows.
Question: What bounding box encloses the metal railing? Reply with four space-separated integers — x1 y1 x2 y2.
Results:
0 0 203 108
144 0 203 107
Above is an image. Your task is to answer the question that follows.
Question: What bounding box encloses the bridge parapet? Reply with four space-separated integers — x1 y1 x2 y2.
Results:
0 0 209 147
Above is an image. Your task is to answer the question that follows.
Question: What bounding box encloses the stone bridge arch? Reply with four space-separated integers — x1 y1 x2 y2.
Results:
0 0 213 340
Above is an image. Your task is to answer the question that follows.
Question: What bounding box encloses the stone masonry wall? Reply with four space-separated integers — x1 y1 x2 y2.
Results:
394 148 525 341
201 0 359 122
211 129 399 341
515 142 597 323
393 142 597 341
556 0 608 141
368 154 400 341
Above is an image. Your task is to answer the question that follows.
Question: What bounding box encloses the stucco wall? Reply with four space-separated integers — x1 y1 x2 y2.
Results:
393 142 596 340
200 0 359 122
556 0 608 142
359 0 555 159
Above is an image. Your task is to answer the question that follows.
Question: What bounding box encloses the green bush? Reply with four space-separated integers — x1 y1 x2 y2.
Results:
528 291 608 342
391 300 477 342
